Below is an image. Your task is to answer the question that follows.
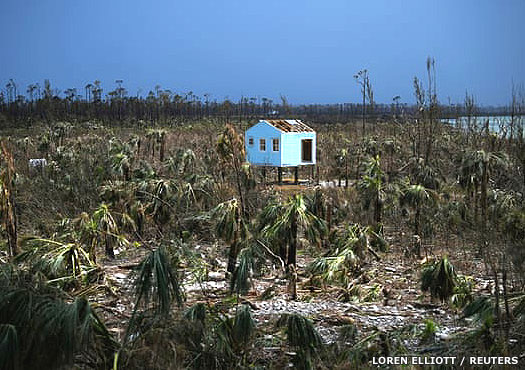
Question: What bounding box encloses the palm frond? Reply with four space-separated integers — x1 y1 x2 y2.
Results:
230 247 253 295
232 304 255 345
133 246 185 316
0 286 115 369
462 296 493 323
421 256 457 302
15 237 96 285
0 324 18 370
184 302 207 323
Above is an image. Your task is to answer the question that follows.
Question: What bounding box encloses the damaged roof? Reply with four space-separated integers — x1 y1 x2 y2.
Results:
262 119 314 133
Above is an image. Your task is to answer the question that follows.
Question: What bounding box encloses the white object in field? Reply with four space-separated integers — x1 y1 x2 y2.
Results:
29 158 47 168
28 158 47 175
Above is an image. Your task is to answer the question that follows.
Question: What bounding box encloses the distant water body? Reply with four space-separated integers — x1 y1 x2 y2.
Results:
441 115 524 135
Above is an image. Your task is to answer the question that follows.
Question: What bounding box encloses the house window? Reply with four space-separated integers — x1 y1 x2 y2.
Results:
248 137 254 146
272 138 279 152
259 138 266 151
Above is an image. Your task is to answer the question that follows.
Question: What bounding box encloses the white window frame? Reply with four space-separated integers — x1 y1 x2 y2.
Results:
259 138 266 151
272 138 279 152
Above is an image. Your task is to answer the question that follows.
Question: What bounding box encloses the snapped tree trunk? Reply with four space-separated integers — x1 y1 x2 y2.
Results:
105 237 115 259
1 144 19 257
287 217 298 299
375 191 382 226
287 218 298 267
415 206 421 237
481 162 488 232
227 240 239 274
227 210 241 274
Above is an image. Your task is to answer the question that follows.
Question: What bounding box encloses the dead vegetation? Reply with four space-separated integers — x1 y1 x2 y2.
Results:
0 103 524 369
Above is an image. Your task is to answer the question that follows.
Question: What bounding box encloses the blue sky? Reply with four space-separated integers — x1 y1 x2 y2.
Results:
1 0 524 105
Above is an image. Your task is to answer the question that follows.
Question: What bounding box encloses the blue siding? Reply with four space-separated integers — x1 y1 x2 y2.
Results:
281 132 316 166
245 120 316 167
245 122 282 166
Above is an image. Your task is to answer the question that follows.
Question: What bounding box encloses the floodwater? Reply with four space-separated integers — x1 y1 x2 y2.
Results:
441 115 524 136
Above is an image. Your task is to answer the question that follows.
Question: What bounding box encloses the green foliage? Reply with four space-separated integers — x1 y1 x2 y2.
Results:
409 157 442 190
459 150 508 191
144 179 174 226
261 194 327 255
278 313 323 352
421 256 457 302
420 319 438 343
92 203 129 258
233 304 255 346
504 207 525 275
462 296 494 323
212 199 242 243
184 302 207 323
277 313 323 369
307 247 357 287
132 246 184 317
357 154 385 223
210 198 247 273
307 223 384 288
0 324 18 370
451 275 474 309
0 272 115 369
174 303 255 370
462 296 498 351
16 237 97 286
230 247 253 295
400 183 437 210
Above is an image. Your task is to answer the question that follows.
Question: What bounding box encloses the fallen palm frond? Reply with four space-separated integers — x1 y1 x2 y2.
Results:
16 236 97 286
307 223 382 288
307 248 357 287
462 296 493 323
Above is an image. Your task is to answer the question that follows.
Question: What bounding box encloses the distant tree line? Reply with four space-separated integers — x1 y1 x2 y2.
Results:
0 78 523 126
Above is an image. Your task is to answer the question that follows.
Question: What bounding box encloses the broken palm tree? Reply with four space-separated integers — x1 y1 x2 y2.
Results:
0 143 18 257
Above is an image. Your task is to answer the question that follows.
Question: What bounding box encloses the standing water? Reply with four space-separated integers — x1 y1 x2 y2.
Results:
441 115 524 136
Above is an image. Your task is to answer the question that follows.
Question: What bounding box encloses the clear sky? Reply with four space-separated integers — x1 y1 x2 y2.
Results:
1 0 524 106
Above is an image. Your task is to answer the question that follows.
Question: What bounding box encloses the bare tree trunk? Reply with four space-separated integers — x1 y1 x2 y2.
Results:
227 209 241 274
502 256 511 339
1 144 19 257
493 267 502 333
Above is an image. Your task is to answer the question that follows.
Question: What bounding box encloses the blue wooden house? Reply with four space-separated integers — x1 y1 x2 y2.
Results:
245 119 316 183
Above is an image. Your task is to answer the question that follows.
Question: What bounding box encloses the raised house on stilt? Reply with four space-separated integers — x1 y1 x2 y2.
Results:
245 119 316 184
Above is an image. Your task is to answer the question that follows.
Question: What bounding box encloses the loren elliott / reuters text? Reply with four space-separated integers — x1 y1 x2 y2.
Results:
372 356 520 366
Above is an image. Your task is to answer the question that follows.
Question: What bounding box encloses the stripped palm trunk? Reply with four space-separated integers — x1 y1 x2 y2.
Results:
1 144 18 257
227 207 241 274
287 215 298 300
287 215 298 267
